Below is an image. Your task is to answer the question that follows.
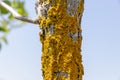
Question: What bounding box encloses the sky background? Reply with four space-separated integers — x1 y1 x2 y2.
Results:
0 0 120 80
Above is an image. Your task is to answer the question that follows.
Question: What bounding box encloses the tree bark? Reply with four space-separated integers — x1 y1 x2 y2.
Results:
36 0 84 80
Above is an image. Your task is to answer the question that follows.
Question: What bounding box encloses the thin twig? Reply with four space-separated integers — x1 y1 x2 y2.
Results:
0 0 39 24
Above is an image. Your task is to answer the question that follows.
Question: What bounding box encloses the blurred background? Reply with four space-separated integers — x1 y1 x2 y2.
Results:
0 0 120 80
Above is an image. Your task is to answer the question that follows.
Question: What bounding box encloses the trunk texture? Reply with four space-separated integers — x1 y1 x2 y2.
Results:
36 0 84 80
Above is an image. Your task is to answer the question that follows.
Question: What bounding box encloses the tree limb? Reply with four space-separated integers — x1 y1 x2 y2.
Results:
0 0 39 24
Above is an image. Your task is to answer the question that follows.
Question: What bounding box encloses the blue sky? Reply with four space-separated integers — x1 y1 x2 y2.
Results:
0 0 120 80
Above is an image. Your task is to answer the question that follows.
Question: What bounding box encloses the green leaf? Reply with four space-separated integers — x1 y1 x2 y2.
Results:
8 13 14 19
1 36 8 44
17 1 28 16
0 0 11 14
19 1 24 9
3 0 11 5
17 8 23 14
0 26 10 32
0 26 6 32
12 0 18 8
0 43 2 51
11 0 28 16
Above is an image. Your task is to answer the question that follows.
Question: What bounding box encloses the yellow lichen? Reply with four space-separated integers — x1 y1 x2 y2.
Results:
39 0 84 80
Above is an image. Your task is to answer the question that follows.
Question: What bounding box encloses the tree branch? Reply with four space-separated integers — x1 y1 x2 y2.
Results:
0 0 39 24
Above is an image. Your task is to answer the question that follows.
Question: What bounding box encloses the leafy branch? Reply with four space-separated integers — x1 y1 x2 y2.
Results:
0 0 38 24
0 0 39 50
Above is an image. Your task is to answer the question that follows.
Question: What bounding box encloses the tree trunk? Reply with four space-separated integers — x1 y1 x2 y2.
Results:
36 0 84 80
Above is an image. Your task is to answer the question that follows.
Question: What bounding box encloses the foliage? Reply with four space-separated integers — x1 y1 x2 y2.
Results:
0 0 28 50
